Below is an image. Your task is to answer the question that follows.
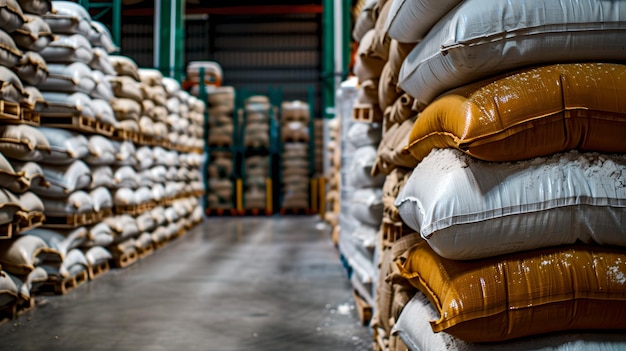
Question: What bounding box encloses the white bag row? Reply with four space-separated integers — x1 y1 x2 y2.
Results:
396 148 626 260
396 0 626 108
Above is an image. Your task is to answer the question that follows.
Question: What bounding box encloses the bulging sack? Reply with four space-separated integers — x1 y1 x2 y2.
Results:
399 0 626 109
400 242 626 342
396 148 626 260
405 63 626 164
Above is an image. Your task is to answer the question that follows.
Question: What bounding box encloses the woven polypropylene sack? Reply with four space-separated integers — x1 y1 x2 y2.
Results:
352 0 376 42
108 55 140 81
39 34 93 64
31 160 91 198
88 21 118 54
348 145 386 189
373 116 417 176
354 29 386 82
384 0 461 44
396 148 626 260
18 0 51 15
0 0 25 33
0 27 22 67
38 127 89 165
400 242 626 342
14 51 47 85
89 186 112 212
13 15 53 51
405 63 626 163
395 291 626 351
43 1 91 35
0 235 61 275
351 187 384 227
399 0 626 109
0 65 27 102
0 124 49 161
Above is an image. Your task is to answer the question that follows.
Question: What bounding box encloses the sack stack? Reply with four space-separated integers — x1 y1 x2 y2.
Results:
241 95 271 212
0 0 205 320
279 100 310 211
358 0 626 349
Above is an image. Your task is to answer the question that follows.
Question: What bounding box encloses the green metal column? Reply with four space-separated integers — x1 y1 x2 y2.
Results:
322 0 351 119
321 0 335 119
78 0 122 46
155 0 185 80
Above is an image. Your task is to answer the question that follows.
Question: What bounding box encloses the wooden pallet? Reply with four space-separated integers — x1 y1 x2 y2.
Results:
353 104 382 123
0 222 14 240
94 208 113 222
0 100 21 123
353 289 373 326
152 236 171 250
0 302 15 325
40 114 97 134
13 211 45 234
137 242 155 259
38 270 89 295
13 297 36 318
88 260 110 280
41 212 97 228
373 328 389 351
95 121 115 137
138 134 156 146
111 250 138 268
382 218 405 248
113 204 145 216
19 107 40 126
112 128 131 141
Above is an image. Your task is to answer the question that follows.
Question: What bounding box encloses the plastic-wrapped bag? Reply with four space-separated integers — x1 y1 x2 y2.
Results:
400 241 626 342
405 63 626 163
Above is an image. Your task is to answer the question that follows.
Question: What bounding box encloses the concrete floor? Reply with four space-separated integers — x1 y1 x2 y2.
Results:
0 216 372 351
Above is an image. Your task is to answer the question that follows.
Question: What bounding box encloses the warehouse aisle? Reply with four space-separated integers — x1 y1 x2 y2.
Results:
0 216 372 351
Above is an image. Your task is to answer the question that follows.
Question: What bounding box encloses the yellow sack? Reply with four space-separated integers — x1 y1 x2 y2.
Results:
400 242 626 343
406 63 626 163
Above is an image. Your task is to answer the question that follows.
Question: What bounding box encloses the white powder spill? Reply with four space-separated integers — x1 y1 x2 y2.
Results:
337 303 352 315
608 265 626 284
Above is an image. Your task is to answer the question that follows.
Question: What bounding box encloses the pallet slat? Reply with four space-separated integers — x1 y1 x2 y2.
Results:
40 114 97 134
88 260 110 280
38 270 89 295
111 250 138 268
352 104 382 123
41 212 97 228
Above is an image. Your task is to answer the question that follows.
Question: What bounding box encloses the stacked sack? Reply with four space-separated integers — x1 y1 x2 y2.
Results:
279 100 310 210
242 95 271 211
0 0 205 312
186 61 223 97
339 29 388 320
323 112 341 240
10 0 119 298
105 68 204 266
0 0 90 314
0 141 52 317
205 86 236 210
206 86 235 148
372 0 626 349
347 1 422 348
